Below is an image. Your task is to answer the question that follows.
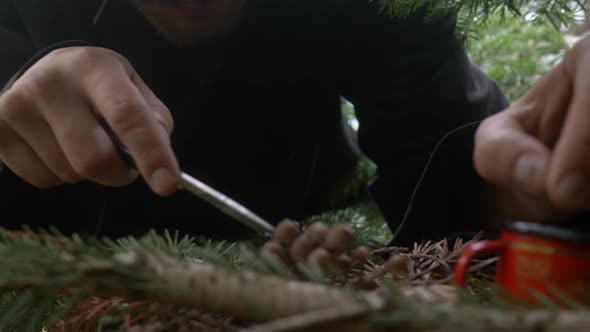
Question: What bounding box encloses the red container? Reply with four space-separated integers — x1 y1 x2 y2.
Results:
454 221 590 306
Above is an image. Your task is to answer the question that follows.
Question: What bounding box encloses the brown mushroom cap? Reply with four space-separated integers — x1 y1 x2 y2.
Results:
384 254 409 274
359 274 378 290
307 247 332 270
272 219 302 245
289 233 317 263
324 224 356 254
305 222 329 244
261 241 288 263
337 253 353 271
351 246 371 263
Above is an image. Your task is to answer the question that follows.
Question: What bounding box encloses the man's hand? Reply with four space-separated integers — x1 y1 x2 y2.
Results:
474 36 590 222
0 47 180 195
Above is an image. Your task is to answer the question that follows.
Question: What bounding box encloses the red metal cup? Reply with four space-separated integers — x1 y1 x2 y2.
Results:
454 221 590 306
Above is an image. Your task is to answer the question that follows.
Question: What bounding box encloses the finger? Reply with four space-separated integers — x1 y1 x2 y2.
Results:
516 62 574 148
474 105 551 194
548 49 590 209
27 80 138 187
0 119 62 189
131 74 174 134
2 98 82 184
86 64 180 196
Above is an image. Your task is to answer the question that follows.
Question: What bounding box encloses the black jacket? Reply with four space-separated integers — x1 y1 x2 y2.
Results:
0 0 508 243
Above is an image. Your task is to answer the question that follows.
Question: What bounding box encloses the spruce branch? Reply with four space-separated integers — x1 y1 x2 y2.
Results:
1 230 590 331
380 0 584 39
242 304 373 332
0 229 384 325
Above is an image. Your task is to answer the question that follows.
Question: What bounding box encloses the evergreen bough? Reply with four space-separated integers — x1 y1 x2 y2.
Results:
381 0 585 39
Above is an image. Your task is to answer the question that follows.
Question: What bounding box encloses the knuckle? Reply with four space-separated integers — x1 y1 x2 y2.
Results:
0 89 29 121
110 96 145 118
107 98 150 135
14 69 65 107
77 47 129 71
134 143 170 170
60 47 103 69
152 104 174 133
47 46 88 59
14 66 67 101
26 67 63 92
51 47 125 76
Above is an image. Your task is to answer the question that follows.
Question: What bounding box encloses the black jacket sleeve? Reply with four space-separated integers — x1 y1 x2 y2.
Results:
0 0 35 201
0 1 34 87
332 5 509 245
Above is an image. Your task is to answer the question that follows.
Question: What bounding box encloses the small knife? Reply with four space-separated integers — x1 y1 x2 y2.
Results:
99 119 275 234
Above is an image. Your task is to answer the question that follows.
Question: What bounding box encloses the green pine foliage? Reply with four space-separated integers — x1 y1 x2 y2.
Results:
466 11 568 100
380 0 583 33
0 229 586 331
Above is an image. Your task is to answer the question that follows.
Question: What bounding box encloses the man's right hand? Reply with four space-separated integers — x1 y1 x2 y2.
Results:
0 47 180 195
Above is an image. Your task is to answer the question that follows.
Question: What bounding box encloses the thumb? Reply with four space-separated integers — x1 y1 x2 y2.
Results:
474 104 551 194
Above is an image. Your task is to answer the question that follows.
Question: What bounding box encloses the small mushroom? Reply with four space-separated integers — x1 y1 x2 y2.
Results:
305 222 329 245
337 253 353 271
272 219 301 245
384 254 409 275
359 273 378 290
261 241 288 263
289 233 317 263
307 247 332 270
324 224 356 255
351 246 371 264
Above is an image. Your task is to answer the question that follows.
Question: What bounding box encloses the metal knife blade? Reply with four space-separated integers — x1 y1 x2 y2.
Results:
99 118 275 234
179 173 275 233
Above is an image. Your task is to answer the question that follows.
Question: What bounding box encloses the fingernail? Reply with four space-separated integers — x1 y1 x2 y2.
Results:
556 173 588 207
150 168 175 195
513 154 546 192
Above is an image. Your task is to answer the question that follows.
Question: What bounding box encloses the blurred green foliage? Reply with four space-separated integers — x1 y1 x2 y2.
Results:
466 13 569 101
